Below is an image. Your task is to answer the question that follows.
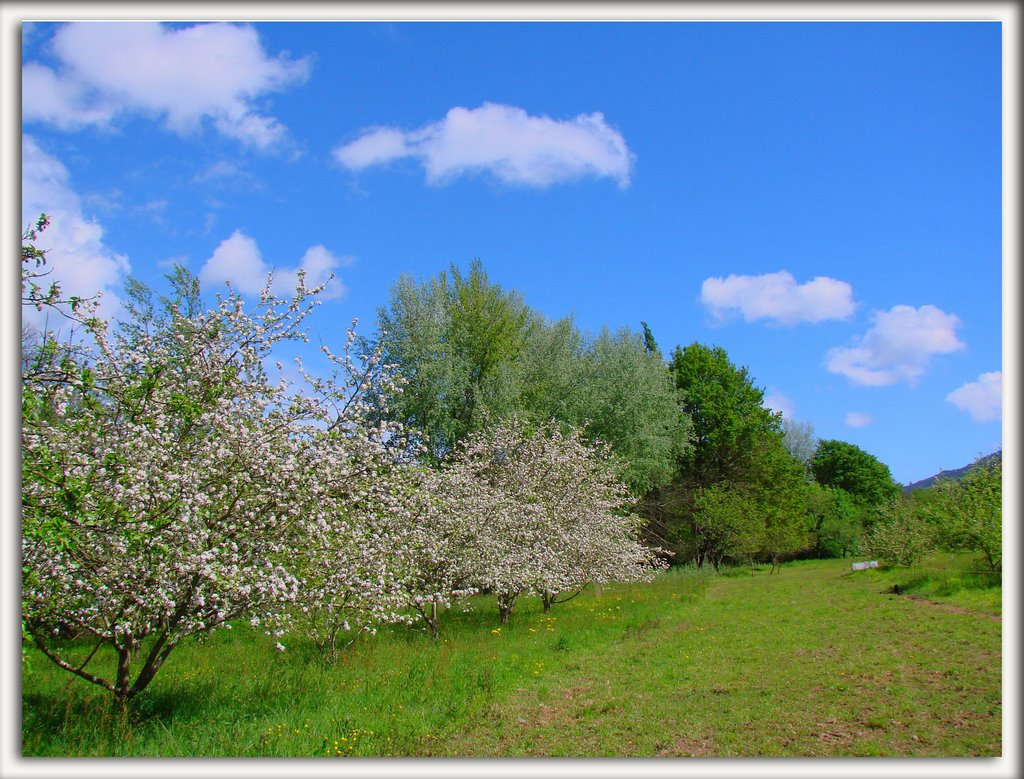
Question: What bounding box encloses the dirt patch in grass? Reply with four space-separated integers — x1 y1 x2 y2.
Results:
506 685 597 730
903 594 1001 621
655 734 718 756
814 718 870 747
515 703 561 728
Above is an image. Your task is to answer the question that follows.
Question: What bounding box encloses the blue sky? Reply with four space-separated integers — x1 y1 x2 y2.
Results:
19 20 1004 485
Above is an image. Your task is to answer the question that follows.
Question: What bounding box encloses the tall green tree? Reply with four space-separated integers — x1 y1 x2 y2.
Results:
645 342 808 567
689 483 764 570
571 327 690 496
668 433 807 570
810 439 901 510
640 320 659 356
374 259 536 460
668 342 782 490
515 316 586 427
518 322 689 495
753 435 812 571
862 496 935 567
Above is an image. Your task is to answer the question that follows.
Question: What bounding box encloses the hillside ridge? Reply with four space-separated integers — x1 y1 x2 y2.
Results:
904 450 1002 492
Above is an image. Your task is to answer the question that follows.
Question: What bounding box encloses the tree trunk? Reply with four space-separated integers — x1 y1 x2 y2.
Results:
114 645 133 702
541 591 555 612
497 593 517 624
429 601 439 640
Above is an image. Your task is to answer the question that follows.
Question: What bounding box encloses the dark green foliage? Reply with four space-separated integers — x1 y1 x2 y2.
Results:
640 321 659 356
753 436 811 569
804 483 861 558
810 439 901 509
646 342 807 569
689 484 763 570
668 343 782 490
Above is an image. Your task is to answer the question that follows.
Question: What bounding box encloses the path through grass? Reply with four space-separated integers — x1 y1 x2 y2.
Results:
429 558 1001 757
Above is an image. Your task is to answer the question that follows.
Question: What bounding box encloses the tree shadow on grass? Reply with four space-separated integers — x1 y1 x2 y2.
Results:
23 676 220 741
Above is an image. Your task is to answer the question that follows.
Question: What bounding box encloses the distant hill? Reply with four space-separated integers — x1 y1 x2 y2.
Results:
904 450 1002 492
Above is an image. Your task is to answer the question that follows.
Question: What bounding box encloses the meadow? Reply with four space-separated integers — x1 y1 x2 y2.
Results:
21 553 1001 758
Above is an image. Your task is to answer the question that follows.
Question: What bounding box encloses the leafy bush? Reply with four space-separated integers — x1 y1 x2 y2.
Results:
926 456 1001 573
861 497 934 567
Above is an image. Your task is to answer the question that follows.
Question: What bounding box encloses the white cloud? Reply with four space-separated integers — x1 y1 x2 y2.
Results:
22 135 130 325
193 160 244 183
23 22 309 151
946 371 1001 422
199 231 346 300
763 389 794 419
700 271 856 326
825 304 964 386
844 412 874 428
333 102 634 187
22 61 116 129
336 128 411 170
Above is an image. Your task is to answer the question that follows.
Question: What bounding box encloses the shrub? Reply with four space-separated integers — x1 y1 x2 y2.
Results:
927 456 1001 573
861 497 934 567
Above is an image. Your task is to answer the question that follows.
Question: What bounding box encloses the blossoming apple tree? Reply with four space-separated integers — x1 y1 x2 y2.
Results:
442 418 668 623
22 262 409 700
374 465 482 641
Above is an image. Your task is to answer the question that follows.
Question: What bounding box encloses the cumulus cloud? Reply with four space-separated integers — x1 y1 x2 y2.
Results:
700 271 856 326
336 128 411 170
22 135 130 325
825 304 965 386
333 102 634 187
23 22 309 151
199 230 347 300
844 412 874 428
946 371 1001 422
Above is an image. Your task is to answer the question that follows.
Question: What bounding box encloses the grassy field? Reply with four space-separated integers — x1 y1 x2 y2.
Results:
21 553 1001 757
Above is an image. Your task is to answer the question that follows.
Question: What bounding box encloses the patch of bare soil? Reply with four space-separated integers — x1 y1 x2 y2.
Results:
512 684 593 729
654 735 717 757
902 594 1001 622
814 718 870 747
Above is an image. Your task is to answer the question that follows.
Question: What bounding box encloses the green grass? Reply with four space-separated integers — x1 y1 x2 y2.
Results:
850 550 1002 616
21 555 1000 757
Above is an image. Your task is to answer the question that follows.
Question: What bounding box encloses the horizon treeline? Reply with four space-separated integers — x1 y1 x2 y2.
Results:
365 258 936 571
